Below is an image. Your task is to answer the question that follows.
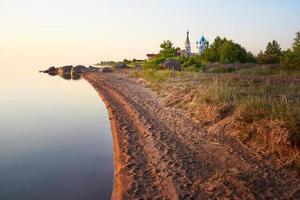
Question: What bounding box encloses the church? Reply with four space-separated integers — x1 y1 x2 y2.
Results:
147 30 208 59
182 30 207 57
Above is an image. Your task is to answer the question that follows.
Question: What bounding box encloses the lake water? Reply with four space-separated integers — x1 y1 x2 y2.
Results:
0 67 113 200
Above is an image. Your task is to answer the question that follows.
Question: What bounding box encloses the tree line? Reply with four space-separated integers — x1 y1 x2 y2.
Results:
144 32 300 71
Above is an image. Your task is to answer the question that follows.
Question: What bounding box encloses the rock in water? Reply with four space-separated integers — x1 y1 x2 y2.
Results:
58 65 73 75
47 66 58 74
73 65 87 73
160 59 181 71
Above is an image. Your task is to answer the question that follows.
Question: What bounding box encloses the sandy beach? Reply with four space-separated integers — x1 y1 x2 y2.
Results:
84 70 300 199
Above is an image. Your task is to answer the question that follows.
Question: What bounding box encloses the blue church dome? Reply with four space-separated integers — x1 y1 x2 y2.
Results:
200 35 206 42
197 35 207 55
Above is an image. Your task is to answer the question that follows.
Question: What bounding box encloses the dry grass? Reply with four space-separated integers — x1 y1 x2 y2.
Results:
135 69 300 171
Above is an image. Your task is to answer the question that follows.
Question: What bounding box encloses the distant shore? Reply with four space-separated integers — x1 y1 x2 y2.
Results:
83 70 300 199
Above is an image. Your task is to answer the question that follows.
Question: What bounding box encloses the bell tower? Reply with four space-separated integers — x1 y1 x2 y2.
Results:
185 30 192 56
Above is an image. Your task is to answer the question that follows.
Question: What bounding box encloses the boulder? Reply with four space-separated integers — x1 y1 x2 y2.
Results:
160 59 181 71
88 66 100 72
114 62 127 69
58 65 73 75
101 67 113 73
73 65 87 73
48 66 57 72
61 73 71 80
45 66 57 74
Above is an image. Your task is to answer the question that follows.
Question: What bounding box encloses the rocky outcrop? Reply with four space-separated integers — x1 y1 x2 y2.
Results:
41 64 103 77
160 59 181 71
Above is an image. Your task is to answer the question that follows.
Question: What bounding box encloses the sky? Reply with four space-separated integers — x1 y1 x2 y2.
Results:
1 0 300 68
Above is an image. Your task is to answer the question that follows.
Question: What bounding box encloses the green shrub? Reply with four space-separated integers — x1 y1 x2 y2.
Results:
184 64 200 72
181 55 202 69
142 61 159 70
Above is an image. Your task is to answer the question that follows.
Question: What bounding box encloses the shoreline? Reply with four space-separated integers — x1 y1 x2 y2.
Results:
83 70 300 199
83 73 125 199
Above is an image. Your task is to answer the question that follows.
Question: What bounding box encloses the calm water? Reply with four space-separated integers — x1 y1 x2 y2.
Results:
0 67 113 200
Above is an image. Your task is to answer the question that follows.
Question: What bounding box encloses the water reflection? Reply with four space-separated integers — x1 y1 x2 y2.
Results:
71 73 81 80
0 68 113 200
44 72 82 80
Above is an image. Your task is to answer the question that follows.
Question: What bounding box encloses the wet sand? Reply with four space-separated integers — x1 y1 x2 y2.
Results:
83 71 300 199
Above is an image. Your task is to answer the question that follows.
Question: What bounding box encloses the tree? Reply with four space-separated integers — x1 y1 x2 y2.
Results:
257 40 282 64
219 40 248 63
201 36 255 63
247 52 256 63
142 40 179 70
201 36 255 64
207 36 226 62
261 40 282 64
265 40 281 56
123 59 130 64
292 32 300 64
257 51 269 64
292 32 300 68
154 40 178 64
159 40 177 57
280 32 300 70
292 32 300 53
281 49 295 69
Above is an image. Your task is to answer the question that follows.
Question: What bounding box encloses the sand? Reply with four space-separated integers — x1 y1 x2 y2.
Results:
83 71 300 199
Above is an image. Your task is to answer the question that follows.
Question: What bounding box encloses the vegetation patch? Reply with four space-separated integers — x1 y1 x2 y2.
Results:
133 31 300 173
135 69 300 167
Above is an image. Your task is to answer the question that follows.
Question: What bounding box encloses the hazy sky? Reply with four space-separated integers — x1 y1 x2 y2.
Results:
1 0 300 67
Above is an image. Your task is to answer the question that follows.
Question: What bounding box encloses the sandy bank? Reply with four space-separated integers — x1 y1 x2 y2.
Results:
83 71 300 199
